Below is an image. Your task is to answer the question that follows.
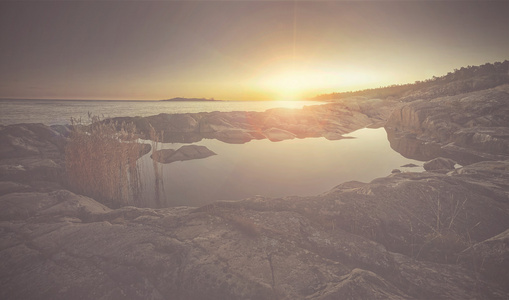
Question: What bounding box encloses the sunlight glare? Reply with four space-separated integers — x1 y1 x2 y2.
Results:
257 66 379 101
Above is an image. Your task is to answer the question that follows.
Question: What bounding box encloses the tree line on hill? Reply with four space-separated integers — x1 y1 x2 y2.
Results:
313 60 509 102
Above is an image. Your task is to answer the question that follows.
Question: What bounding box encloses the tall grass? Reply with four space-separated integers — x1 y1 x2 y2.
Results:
65 115 142 207
149 124 164 205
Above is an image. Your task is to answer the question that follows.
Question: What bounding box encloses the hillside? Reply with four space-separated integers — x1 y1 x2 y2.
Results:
313 60 509 102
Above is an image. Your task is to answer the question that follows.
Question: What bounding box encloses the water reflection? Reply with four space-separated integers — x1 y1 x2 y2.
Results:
385 128 486 165
136 128 424 208
385 129 444 161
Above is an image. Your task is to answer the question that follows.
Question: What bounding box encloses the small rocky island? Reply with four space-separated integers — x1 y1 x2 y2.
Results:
1 62 508 299
160 97 220 102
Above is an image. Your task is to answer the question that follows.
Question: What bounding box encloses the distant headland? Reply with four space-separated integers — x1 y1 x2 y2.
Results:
160 97 221 102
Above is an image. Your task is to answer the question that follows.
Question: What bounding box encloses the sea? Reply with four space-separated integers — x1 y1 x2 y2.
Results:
0 99 425 208
0 99 324 126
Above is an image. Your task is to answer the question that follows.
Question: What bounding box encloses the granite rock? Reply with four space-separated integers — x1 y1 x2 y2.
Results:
151 145 216 164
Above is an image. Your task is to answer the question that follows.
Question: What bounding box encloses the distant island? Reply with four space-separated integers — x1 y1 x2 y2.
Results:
160 97 221 102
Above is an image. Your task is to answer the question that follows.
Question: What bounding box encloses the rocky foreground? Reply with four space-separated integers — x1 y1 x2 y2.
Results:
1 84 509 299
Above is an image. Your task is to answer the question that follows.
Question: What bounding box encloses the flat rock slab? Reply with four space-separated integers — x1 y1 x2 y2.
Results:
263 127 296 142
151 145 216 164
401 163 419 168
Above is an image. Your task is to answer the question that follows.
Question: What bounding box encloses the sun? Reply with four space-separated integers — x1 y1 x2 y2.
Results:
257 68 321 101
258 68 338 101
265 71 309 100
253 55 381 101
258 67 382 101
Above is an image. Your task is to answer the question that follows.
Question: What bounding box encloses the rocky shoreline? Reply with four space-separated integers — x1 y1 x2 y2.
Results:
1 83 509 299
385 84 509 164
106 96 395 144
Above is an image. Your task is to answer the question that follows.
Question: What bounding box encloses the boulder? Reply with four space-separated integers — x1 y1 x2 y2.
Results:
50 124 72 137
0 123 65 159
151 145 216 164
401 163 419 168
263 128 296 142
423 157 457 171
144 113 201 133
212 129 256 144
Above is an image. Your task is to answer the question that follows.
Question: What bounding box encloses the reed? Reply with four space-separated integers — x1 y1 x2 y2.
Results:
65 115 142 208
149 124 164 205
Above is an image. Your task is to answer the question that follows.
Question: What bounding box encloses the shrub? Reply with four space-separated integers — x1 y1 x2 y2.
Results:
228 215 261 238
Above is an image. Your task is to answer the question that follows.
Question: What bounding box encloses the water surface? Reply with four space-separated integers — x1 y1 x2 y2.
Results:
0 99 324 125
1 99 427 208
137 128 424 208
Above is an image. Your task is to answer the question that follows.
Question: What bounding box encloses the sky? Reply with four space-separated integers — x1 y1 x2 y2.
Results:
1 1 508 101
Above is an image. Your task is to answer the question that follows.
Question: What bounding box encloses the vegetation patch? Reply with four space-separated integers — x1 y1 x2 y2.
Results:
65 115 143 208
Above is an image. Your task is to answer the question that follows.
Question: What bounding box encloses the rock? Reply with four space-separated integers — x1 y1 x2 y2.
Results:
263 128 296 142
401 163 419 167
107 98 397 144
322 132 345 140
0 123 65 159
458 229 509 291
151 145 216 164
453 127 509 156
0 181 30 196
38 190 111 218
0 158 64 183
211 129 256 144
391 169 401 173
0 164 27 182
385 85 509 162
0 191 58 221
151 148 176 162
50 124 72 137
145 113 201 133
199 112 242 133
423 157 457 171
0 124 67 184
1 159 508 299
310 268 409 299
2 81 509 298
386 127 448 162
0 189 110 222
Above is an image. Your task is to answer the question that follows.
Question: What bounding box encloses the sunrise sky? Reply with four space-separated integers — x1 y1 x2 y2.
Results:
1 1 508 101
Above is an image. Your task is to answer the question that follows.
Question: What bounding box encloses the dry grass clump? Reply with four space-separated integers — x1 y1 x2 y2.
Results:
199 203 261 238
413 191 471 263
420 230 468 263
227 214 261 238
65 115 142 207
